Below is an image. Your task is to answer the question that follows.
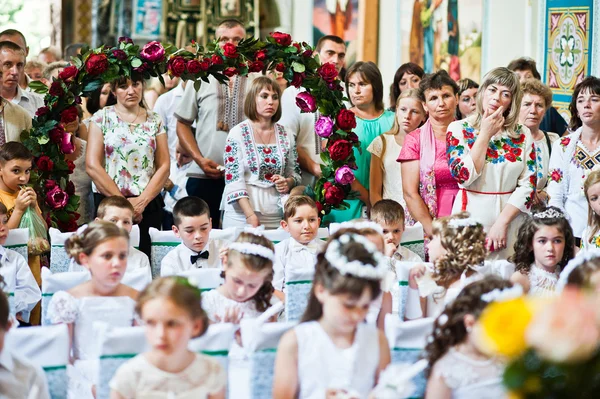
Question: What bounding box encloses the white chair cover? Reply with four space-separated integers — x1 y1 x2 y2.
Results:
121 267 152 291
316 227 329 240
260 229 290 244
49 227 75 273
41 268 90 325
95 324 147 399
394 262 432 320
149 228 181 279
129 224 140 248
5 324 69 399
401 223 425 260
5 228 29 261
178 268 223 291
210 227 239 242
284 268 314 322
2 263 17 318
385 315 435 398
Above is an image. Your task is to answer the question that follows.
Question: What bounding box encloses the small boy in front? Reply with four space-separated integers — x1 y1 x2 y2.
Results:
0 283 50 398
273 195 323 292
0 202 41 326
162 141 193 229
371 199 422 263
68 196 151 279
0 142 45 325
160 196 224 276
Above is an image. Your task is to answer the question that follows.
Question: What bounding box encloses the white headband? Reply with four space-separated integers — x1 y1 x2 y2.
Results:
324 233 388 280
337 220 384 235
532 208 564 220
556 249 600 292
228 242 275 262
481 285 523 302
447 217 480 229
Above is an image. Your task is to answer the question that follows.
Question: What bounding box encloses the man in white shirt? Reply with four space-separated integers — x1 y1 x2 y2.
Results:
0 29 30 91
154 80 187 161
279 35 347 185
0 41 44 117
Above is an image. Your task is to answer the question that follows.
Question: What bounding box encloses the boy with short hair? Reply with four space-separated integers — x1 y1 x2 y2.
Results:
0 142 45 324
0 202 41 325
162 141 193 229
160 196 224 276
68 196 151 278
273 195 323 292
0 282 50 398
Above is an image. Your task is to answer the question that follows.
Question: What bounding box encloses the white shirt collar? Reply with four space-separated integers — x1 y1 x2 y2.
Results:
180 241 209 256
0 348 15 372
289 237 320 253
0 245 8 262
13 85 28 104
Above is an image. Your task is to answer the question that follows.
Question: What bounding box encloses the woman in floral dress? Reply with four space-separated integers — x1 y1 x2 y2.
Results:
86 73 170 256
446 67 537 259
548 76 600 244
222 76 300 229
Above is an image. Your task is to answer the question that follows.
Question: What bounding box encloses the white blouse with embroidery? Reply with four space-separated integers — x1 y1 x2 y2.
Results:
222 120 301 216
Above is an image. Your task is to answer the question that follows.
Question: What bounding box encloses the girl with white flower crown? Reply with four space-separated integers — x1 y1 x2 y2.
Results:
409 213 488 317
581 170 600 250
557 250 600 292
272 229 391 399
110 276 225 399
425 276 515 399
47 221 138 399
509 206 575 295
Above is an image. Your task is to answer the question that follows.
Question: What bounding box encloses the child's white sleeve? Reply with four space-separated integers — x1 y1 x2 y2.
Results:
109 360 136 398
160 249 178 277
13 251 41 321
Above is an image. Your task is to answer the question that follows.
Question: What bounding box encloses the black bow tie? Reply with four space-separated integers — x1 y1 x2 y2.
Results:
191 251 210 264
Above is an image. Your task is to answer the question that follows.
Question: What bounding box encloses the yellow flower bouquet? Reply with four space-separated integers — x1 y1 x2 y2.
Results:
474 288 600 398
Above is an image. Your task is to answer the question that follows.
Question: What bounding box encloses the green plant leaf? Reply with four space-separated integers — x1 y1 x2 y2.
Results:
28 80 49 94
131 58 142 68
292 61 305 73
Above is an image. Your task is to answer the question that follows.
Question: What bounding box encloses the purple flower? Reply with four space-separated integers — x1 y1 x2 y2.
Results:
334 165 355 185
112 49 127 60
60 133 75 154
295 92 317 113
140 41 165 62
314 115 334 138
46 186 69 209
118 37 133 45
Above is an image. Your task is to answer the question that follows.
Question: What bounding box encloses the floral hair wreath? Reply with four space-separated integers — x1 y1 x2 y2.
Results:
447 217 481 229
532 208 565 220
556 249 600 292
324 233 388 280
337 220 384 235
175 276 202 296
228 242 275 262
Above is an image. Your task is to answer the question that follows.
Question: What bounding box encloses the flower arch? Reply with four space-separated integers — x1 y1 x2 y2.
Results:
25 32 360 231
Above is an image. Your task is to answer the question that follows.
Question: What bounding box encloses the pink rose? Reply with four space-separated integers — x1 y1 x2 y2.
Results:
46 186 69 209
314 115 334 138
140 41 165 62
60 133 76 154
295 92 317 113
334 165 355 185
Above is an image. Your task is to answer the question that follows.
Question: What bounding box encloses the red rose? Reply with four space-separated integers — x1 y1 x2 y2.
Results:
324 183 345 205
186 59 202 74
85 53 109 76
67 159 76 174
318 62 338 83
275 62 286 73
60 106 79 124
291 72 305 88
329 139 353 161
133 62 150 73
36 156 54 172
49 81 64 97
302 49 313 58
222 43 238 58
66 180 75 196
254 50 267 61
49 126 65 143
315 201 323 214
199 58 211 71
44 180 57 190
167 56 186 77
336 109 357 132
118 37 133 44
58 65 78 82
58 218 78 232
270 31 292 47
347 132 359 143
211 54 223 65
36 106 50 117
111 49 127 61
505 152 516 162
223 67 238 77
248 60 264 73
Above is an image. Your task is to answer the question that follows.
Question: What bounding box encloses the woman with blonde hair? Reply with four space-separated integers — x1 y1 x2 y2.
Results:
368 89 425 220
446 67 537 259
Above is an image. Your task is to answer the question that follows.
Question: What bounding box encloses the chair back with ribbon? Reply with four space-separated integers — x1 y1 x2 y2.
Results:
49 228 75 273
178 268 223 292
122 266 152 291
393 261 432 320
284 268 314 322
129 225 140 248
41 268 90 325
5 324 69 399
149 228 181 279
401 223 425 261
95 324 148 399
5 227 29 261
385 315 435 398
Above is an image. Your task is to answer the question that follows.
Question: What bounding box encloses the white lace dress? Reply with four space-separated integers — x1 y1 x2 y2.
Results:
47 291 137 399
109 353 226 398
431 348 506 398
528 265 559 297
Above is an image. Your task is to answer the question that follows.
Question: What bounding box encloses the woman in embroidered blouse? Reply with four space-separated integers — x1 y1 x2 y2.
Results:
547 76 600 243
397 70 459 238
446 67 537 259
222 76 300 229
86 74 170 257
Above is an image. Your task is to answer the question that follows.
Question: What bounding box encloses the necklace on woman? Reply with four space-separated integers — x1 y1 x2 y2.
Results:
115 106 142 126
253 124 275 145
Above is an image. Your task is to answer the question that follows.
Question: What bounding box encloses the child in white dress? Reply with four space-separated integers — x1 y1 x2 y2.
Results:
509 207 575 296
581 171 600 250
557 250 600 292
110 277 226 398
272 230 391 399
425 276 514 398
47 221 138 399
409 213 488 317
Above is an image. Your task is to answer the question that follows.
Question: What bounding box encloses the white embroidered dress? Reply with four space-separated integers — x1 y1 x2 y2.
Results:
222 121 301 228
527 265 559 297
47 291 136 399
447 119 538 259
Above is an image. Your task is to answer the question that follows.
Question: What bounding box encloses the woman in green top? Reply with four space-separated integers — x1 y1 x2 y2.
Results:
324 61 395 223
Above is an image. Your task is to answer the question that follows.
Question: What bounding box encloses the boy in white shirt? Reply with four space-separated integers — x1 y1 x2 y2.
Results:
68 196 151 279
160 197 224 276
371 199 422 264
0 203 40 325
273 196 323 293
0 281 50 398
162 141 193 229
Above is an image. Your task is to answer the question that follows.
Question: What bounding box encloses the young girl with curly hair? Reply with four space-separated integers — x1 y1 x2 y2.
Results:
509 206 575 295
409 213 488 317
425 276 514 398
272 229 391 399
581 170 600 250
